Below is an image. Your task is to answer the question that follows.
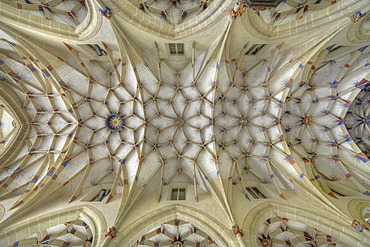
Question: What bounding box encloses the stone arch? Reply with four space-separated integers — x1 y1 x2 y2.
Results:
349 199 370 227
347 7 370 45
242 201 370 246
0 205 107 247
240 0 362 41
0 0 102 40
111 204 235 247
100 0 232 39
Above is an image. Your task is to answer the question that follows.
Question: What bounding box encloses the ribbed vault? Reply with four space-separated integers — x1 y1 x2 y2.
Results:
0 35 77 208
134 219 218 247
282 45 370 197
0 1 370 246
257 216 347 247
0 0 88 27
8 219 93 247
130 0 213 26
258 0 338 26
345 85 370 159
0 10 368 215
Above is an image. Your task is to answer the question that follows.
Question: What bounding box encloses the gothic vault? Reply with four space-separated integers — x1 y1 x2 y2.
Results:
0 0 370 246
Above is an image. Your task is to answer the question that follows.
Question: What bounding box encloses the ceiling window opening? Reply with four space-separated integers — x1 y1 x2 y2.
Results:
168 43 185 55
91 189 110 202
328 45 343 53
331 189 346 197
245 44 265 55
246 187 266 199
88 44 107 56
171 188 186 200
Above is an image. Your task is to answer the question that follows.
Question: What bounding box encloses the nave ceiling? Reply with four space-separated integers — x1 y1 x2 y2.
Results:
0 0 370 246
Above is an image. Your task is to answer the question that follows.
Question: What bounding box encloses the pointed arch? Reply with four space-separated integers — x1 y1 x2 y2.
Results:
242 201 370 246
0 205 107 247
111 204 236 246
348 199 370 227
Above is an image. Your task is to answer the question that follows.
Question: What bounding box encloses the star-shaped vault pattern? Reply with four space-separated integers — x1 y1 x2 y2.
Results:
0 28 307 213
0 1 370 246
282 45 370 197
345 85 370 159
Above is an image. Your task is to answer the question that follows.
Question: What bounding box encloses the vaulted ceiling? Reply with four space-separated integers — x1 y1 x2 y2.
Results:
0 0 369 246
